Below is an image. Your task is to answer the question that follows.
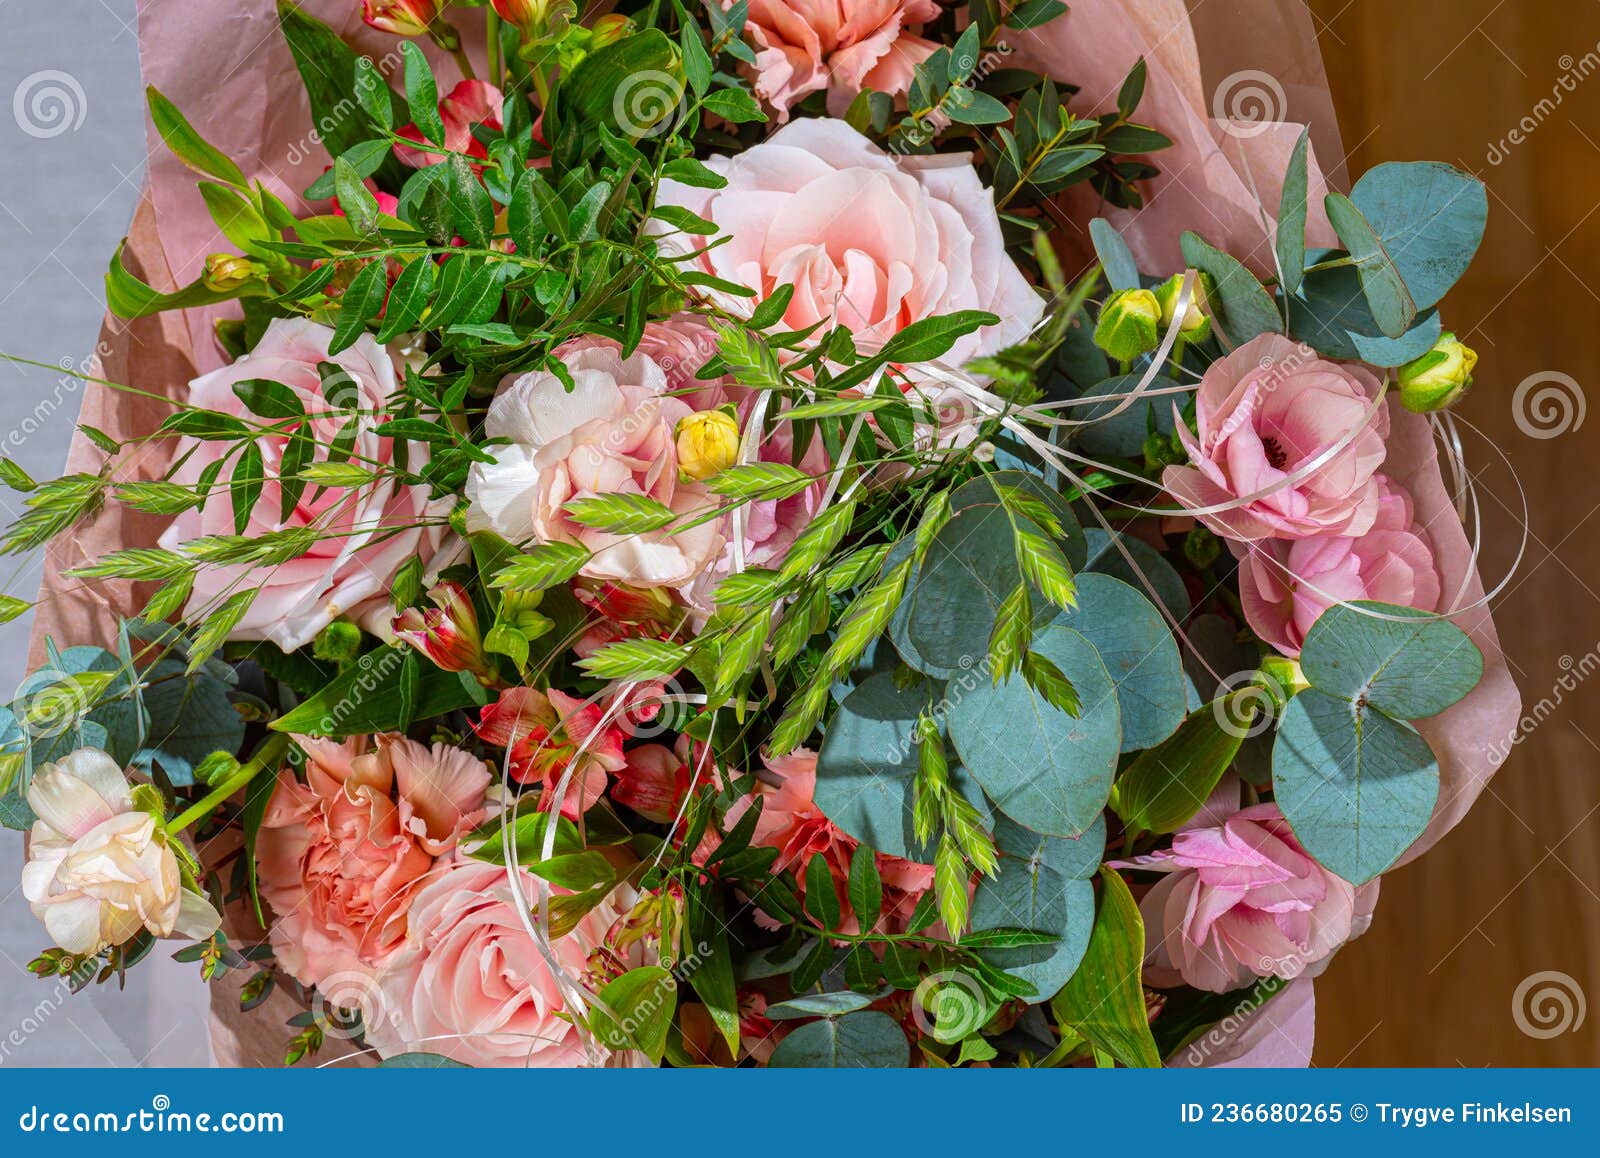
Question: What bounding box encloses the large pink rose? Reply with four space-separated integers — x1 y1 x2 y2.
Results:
363 859 646 1067
1162 334 1389 542
1119 801 1378 994
463 337 727 590
726 748 933 932
1236 476 1441 657
158 318 453 652
727 0 942 119
652 119 1044 366
256 734 491 988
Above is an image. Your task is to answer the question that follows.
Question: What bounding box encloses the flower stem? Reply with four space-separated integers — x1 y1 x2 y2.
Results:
166 733 290 835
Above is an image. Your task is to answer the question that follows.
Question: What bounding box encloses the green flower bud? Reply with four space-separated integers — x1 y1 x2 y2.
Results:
201 252 264 292
312 620 364 664
1183 526 1221 570
1144 429 1185 472
1255 655 1309 708
1093 288 1162 362
1397 332 1477 413
1153 272 1214 342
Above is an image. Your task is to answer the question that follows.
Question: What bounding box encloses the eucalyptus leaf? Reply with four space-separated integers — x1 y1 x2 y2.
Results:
1349 161 1487 311
1089 218 1140 291
768 1010 909 1068
1299 601 1483 720
1180 231 1280 345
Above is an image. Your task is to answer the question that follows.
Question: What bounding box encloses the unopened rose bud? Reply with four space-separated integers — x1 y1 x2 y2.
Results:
1093 288 1162 362
202 253 264 292
1397 332 1477 413
1153 272 1213 342
392 580 499 685
674 407 740 482
362 0 441 37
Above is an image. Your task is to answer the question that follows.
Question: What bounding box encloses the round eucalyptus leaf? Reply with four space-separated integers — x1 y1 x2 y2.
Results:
1272 687 1439 885
768 1009 910 1068
947 624 1120 837
765 991 877 1021
949 470 1086 570
971 867 1094 1004
1054 573 1186 752
1082 528 1190 621
1070 374 1179 459
1287 263 1442 367
992 811 1106 880
884 538 958 679
1299 601 1483 720
1349 161 1487 311
815 672 987 861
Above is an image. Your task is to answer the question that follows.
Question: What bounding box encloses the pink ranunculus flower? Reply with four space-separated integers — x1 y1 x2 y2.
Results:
362 859 647 1067
256 734 491 988
1236 476 1441 656
394 79 504 168
651 119 1044 367
158 318 453 652
1163 333 1390 542
727 748 933 932
22 748 220 955
462 335 727 591
1119 802 1379 994
726 0 942 120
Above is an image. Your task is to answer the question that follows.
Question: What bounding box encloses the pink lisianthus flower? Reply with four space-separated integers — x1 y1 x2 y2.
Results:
463 337 728 592
1163 334 1390 542
651 119 1044 368
1117 801 1379 994
394 79 504 168
725 0 942 119
1235 476 1442 656
727 748 933 932
256 734 491 988
157 318 453 652
473 687 626 817
362 860 649 1067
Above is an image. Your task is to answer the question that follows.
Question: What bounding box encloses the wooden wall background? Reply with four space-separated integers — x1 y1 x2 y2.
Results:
1297 0 1600 1065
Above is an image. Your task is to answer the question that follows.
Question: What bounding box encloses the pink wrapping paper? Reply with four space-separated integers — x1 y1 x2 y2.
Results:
26 0 1518 1068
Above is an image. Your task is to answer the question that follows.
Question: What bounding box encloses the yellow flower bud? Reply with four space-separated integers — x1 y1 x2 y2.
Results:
1153 272 1214 342
674 408 740 482
1397 332 1477 413
201 253 263 292
1093 288 1162 362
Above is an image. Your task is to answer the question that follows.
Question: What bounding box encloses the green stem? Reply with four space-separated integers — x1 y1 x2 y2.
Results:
166 733 289 835
486 12 504 90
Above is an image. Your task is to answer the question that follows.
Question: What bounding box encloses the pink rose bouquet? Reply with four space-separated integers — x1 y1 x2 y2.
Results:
6 0 1513 1073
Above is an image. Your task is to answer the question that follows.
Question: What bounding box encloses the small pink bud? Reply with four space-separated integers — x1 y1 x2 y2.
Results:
362 0 441 37
391 580 498 685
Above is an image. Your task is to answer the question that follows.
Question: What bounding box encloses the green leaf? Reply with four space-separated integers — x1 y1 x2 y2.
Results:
377 1053 471 1068
401 42 444 145
765 991 876 1020
1180 231 1281 345
447 153 495 249
1114 693 1251 833
230 378 304 420
105 240 239 320
330 260 388 354
701 87 766 124
352 56 394 131
1053 573 1184 752
562 30 685 136
376 255 437 341
1052 868 1161 1067
146 87 246 187
878 310 999 364
230 443 264 534
1287 262 1443 366
847 844 883 932
269 645 485 736
1272 687 1439 885
1299 601 1483 720
947 623 1120 837
804 853 842 930
588 966 676 1062
970 865 1093 1003
768 1010 909 1068
1089 218 1139 291
1275 126 1311 295
1324 192 1416 339
661 157 727 189
1349 161 1487 311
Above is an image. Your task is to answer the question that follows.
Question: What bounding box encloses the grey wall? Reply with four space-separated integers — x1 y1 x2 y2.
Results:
0 0 211 1066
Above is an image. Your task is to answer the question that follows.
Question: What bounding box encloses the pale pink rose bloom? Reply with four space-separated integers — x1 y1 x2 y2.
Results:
158 318 453 652
363 859 644 1067
725 0 942 119
1119 801 1379 994
463 341 727 591
651 119 1044 367
22 748 220 955
256 734 491 988
1236 476 1441 656
394 79 504 168
727 748 933 932
1162 333 1390 542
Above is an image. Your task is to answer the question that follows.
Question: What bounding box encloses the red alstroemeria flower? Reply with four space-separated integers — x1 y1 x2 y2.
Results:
474 686 625 818
395 79 504 168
